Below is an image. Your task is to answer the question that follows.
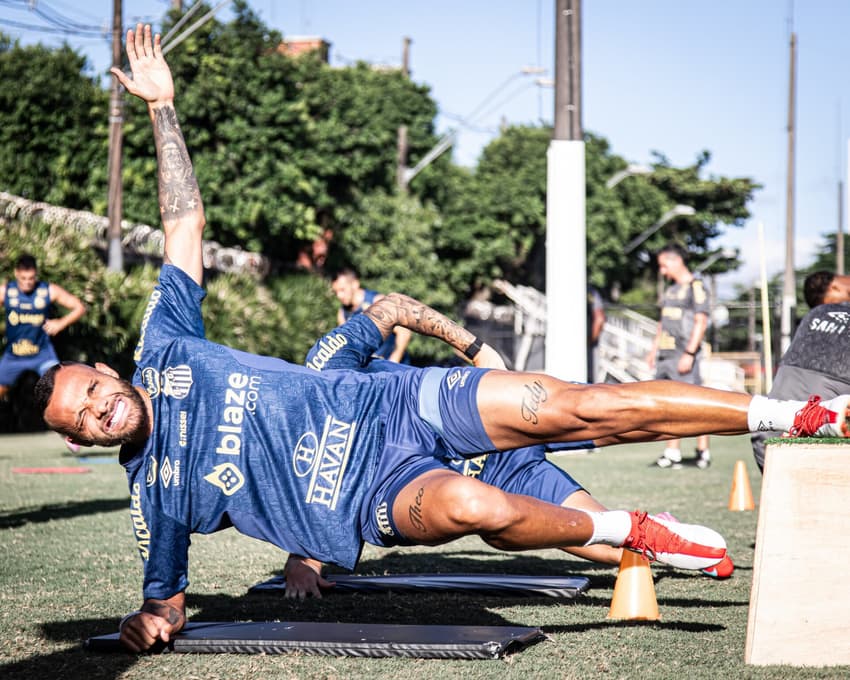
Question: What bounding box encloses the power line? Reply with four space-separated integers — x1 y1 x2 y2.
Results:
0 16 103 37
0 0 105 36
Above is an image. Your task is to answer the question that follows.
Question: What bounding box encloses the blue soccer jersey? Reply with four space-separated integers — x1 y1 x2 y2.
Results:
122 265 396 600
3 280 53 357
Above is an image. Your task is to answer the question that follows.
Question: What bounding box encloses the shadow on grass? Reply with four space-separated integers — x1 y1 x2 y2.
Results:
543 620 726 634
351 550 611 574
0 498 127 529
202 588 577 626
1 617 136 680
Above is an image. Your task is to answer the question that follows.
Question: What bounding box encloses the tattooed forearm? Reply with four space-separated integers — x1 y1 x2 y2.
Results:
365 293 476 352
152 105 202 221
142 599 184 625
520 379 547 425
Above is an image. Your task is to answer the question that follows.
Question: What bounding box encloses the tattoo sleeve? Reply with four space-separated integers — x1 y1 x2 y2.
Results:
365 293 476 353
152 105 202 222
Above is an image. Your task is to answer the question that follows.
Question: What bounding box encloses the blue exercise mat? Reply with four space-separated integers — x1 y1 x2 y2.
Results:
249 573 591 598
85 620 546 659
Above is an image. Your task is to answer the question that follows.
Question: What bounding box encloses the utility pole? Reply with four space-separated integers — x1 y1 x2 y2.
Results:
396 125 409 193
781 30 796 353
107 0 124 272
401 36 411 78
396 37 412 192
545 0 586 380
838 178 845 275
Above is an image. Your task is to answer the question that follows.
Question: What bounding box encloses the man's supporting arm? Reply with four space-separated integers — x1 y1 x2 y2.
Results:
283 554 334 599
119 592 186 652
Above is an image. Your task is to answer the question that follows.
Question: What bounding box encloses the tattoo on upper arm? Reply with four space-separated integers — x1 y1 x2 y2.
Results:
407 486 427 533
153 105 201 220
520 379 547 425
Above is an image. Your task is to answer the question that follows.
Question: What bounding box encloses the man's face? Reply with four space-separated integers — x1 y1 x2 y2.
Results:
825 274 850 304
332 276 358 307
44 364 150 447
657 252 685 281
14 267 37 294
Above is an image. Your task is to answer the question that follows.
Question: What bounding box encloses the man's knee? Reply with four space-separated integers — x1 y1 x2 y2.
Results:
441 480 519 533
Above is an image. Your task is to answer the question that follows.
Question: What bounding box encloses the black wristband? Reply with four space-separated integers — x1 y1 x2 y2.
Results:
464 337 483 361
684 349 697 357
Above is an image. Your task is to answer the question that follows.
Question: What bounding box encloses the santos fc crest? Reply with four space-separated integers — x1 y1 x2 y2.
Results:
141 365 193 399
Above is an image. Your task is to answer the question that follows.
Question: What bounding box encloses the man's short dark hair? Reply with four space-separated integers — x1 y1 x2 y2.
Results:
657 242 688 263
331 267 359 283
803 271 835 308
33 361 78 416
15 254 37 271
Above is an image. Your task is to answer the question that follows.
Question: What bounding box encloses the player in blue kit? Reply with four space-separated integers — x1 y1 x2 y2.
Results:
33 27 850 651
0 254 86 400
288 304 733 597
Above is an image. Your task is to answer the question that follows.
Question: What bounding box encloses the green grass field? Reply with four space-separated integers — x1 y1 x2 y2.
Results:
0 431 845 679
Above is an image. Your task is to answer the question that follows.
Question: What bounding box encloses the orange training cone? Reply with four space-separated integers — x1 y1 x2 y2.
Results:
607 549 660 621
728 459 755 511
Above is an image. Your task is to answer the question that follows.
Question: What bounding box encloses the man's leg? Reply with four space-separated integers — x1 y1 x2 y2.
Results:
390 469 725 569
474 372 848 450
556 490 621 564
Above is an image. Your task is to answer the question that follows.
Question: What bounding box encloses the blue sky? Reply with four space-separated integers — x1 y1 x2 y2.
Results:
3 0 847 297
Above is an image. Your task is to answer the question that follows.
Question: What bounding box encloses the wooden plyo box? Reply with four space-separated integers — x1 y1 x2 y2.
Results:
746 443 850 666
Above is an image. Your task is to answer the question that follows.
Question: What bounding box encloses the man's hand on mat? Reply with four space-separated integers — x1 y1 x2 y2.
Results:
119 594 186 651
284 554 334 599
473 343 507 370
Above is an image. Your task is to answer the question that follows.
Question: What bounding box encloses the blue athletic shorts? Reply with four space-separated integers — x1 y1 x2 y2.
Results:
0 348 59 386
360 367 585 547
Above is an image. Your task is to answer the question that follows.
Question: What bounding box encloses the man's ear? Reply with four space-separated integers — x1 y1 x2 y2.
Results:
94 362 120 379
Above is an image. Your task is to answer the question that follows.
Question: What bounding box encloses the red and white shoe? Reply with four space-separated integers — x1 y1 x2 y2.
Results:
789 395 850 437
622 511 726 570
701 554 735 579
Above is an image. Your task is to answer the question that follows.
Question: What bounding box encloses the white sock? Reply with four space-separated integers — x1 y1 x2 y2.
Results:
748 395 807 432
583 510 633 547
662 447 682 462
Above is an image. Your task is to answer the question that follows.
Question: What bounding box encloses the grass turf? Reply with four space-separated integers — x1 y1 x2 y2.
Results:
0 431 846 679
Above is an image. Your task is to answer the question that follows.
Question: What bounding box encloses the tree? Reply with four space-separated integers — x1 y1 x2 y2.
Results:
116 1 443 264
0 35 106 209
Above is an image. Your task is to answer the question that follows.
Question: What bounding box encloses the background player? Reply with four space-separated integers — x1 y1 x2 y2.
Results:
0 253 85 445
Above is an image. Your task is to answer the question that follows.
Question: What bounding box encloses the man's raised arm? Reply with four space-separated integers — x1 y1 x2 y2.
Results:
365 293 506 369
110 24 205 285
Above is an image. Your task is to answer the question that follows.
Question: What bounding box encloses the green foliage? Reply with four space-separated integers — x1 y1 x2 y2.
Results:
116 1 441 264
0 216 339 376
0 5 764 365
0 219 150 375
0 34 107 208
205 271 336 364
335 190 459 362
437 126 550 294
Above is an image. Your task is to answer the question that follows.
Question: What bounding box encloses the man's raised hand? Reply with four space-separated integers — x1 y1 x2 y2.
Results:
110 24 175 106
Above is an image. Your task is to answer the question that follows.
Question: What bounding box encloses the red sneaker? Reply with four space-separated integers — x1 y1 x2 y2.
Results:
623 511 726 570
789 395 850 437
701 554 735 579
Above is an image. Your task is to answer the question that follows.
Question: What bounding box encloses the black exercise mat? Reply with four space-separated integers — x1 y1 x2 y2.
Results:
249 573 590 598
85 621 546 659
